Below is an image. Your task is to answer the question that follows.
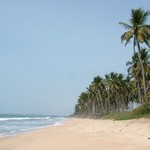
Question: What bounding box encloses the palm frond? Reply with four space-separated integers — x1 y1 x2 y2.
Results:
130 8 149 26
144 25 150 30
141 10 150 25
144 39 150 48
121 29 134 45
135 26 150 45
119 22 132 29
126 61 133 66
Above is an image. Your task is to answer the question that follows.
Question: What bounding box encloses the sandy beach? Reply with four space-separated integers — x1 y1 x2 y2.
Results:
0 118 150 150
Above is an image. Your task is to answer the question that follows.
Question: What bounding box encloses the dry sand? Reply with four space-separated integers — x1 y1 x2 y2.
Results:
0 118 150 150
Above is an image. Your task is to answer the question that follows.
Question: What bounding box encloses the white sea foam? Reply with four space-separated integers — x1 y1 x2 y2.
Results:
0 117 51 121
0 115 67 138
0 117 30 121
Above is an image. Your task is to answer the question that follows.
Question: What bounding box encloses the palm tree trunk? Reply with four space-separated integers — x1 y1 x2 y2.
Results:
96 96 101 115
99 94 105 115
107 91 111 112
91 100 96 116
133 37 136 54
137 81 142 104
137 42 147 98
115 96 119 112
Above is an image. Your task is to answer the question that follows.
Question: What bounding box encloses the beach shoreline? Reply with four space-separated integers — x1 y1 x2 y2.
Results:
0 118 150 150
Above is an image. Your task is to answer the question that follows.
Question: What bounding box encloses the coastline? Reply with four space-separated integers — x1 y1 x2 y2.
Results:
0 115 67 139
0 118 150 150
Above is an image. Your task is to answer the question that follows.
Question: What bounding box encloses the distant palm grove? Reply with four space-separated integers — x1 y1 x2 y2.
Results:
74 8 150 117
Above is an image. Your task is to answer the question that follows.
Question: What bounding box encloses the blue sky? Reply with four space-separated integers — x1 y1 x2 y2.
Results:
0 0 150 115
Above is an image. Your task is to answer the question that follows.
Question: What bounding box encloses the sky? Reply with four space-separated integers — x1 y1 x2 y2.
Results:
0 0 150 116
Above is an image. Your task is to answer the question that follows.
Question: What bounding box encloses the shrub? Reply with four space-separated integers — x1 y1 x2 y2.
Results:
133 104 150 115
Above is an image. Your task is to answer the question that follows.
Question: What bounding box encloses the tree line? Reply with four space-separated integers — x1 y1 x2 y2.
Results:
74 8 150 117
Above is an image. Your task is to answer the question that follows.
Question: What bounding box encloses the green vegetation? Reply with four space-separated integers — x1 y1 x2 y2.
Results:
133 104 150 115
74 8 150 120
103 104 150 120
103 111 150 120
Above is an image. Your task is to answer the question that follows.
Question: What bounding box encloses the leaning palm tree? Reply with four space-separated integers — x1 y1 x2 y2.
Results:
127 48 150 103
119 8 150 97
87 84 97 116
75 92 89 117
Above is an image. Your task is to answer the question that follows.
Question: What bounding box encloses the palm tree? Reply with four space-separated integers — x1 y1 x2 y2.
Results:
104 74 111 112
86 86 96 116
126 51 142 103
119 8 150 97
124 76 136 110
127 48 150 103
90 76 105 115
78 92 89 116
74 92 89 117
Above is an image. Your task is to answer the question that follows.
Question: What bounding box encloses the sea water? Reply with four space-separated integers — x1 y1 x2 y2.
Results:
0 114 68 138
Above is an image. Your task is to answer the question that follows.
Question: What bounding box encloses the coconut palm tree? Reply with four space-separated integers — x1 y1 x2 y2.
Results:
108 72 121 111
104 74 112 112
126 52 143 103
119 8 150 97
74 92 89 117
90 76 106 115
126 48 150 103
105 72 130 111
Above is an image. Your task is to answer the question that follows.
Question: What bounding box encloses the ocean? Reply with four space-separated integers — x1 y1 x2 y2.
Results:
0 114 68 138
